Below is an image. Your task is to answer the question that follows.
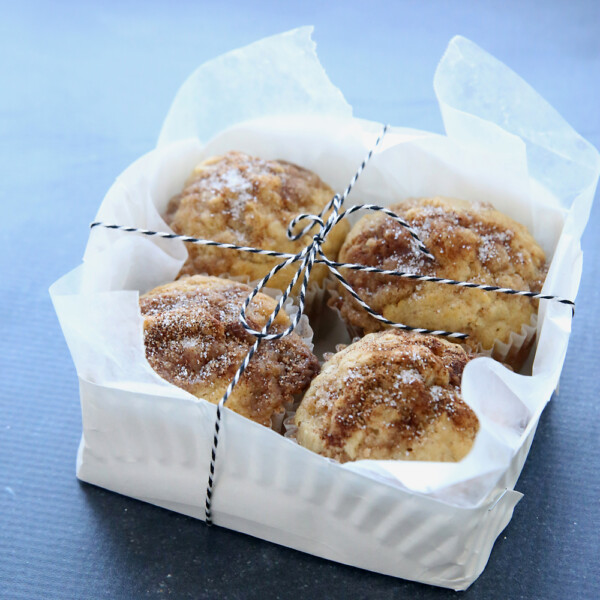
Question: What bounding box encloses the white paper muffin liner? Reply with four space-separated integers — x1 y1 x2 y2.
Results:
283 410 299 441
485 313 538 368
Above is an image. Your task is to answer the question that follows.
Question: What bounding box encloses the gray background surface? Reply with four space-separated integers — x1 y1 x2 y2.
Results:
1 1 599 598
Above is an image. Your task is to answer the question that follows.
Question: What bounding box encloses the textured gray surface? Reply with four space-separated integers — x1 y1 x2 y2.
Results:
1 1 599 598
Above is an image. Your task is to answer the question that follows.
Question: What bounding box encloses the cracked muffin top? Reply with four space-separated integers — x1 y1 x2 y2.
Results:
165 151 348 295
331 196 546 369
140 275 320 428
294 330 479 463
295 329 479 462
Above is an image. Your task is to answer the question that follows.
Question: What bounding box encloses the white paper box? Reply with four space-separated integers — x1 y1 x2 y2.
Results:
50 28 600 590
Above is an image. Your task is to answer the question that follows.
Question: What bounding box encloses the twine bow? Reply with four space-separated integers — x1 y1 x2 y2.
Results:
90 124 575 525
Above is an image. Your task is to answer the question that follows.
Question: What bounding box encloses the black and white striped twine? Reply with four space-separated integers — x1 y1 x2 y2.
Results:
90 124 574 524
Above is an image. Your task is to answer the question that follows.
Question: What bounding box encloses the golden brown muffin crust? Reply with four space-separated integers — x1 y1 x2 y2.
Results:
294 330 479 462
140 275 320 427
165 151 349 292
332 197 546 366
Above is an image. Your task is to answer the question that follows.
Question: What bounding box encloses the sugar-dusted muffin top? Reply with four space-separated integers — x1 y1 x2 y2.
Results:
332 196 547 369
294 330 479 462
140 275 320 427
165 151 349 293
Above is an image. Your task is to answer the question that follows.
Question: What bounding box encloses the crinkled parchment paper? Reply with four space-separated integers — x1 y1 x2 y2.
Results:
50 28 599 588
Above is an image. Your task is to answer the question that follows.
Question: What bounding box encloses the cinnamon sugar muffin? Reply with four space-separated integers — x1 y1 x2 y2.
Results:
294 330 479 462
165 151 349 296
140 275 320 428
331 197 547 370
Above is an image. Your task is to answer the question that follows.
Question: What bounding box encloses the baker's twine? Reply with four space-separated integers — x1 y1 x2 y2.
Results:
90 125 574 524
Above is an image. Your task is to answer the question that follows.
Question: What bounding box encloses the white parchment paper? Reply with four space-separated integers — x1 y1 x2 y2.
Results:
53 28 599 506
50 28 599 587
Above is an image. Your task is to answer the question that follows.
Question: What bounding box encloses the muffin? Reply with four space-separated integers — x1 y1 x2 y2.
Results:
331 196 547 370
165 151 349 297
294 330 479 462
140 275 320 428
